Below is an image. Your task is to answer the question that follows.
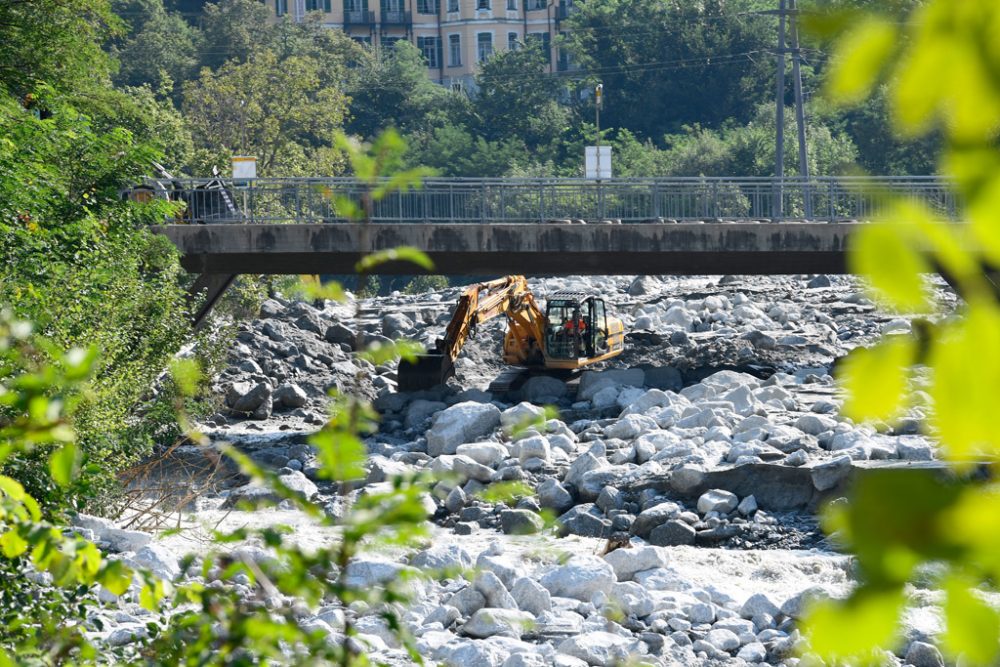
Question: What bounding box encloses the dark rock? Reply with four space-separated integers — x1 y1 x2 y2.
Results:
557 504 612 538
807 274 832 289
228 382 272 414
325 323 356 348
273 383 308 409
500 509 544 535
649 519 696 546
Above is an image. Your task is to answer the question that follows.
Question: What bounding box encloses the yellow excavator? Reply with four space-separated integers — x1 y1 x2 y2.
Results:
398 275 625 390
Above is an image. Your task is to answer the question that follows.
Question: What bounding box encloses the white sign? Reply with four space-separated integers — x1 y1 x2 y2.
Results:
585 146 612 179
232 156 257 180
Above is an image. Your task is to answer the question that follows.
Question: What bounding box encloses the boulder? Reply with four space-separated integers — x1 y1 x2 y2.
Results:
557 505 612 539
410 543 474 571
631 501 682 538
649 520 696 547
500 403 548 436
511 577 551 616
500 509 544 535
273 382 308 409
521 375 568 402
462 608 534 639
578 369 645 401
810 455 852 491
537 479 574 514
381 312 413 339
539 555 616 601
456 442 509 468
325 323 357 347
604 545 669 581
71 514 151 553
227 381 272 413
740 592 781 619
405 399 447 429
696 489 739 515
427 402 502 456
905 641 944 667
131 544 180 580
643 367 683 392
557 632 646 667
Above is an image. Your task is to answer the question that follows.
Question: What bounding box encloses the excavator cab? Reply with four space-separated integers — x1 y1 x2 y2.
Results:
545 293 616 361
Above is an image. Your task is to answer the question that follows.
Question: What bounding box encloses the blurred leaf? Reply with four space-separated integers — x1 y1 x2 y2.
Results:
839 336 914 423
942 578 1000 665
140 578 166 611
821 469 963 583
0 529 28 559
170 358 201 398
358 339 424 366
825 17 897 106
849 222 930 312
929 303 1000 463
967 175 1000 268
478 481 534 504
49 443 78 487
332 195 362 221
803 588 904 661
356 247 434 274
311 429 367 482
99 560 134 596
0 475 26 501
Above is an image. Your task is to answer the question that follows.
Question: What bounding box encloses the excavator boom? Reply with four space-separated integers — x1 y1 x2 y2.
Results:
398 276 545 391
397 275 624 391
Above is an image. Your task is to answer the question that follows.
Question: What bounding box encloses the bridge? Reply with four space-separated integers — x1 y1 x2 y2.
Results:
144 176 956 324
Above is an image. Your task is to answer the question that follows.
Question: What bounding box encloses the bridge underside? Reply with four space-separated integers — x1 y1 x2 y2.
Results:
155 222 855 276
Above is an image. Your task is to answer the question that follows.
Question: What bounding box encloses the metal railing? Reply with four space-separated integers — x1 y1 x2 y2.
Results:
149 176 959 225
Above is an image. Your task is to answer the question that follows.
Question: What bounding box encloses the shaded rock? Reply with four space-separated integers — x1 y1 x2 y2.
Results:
811 455 852 491
500 509 544 535
273 382 308 409
557 504 611 539
537 479 575 514
649 520 696 547
521 376 568 402
696 489 739 515
227 381 272 413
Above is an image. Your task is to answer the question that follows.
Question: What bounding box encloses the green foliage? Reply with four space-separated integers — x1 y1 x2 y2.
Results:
404 275 450 294
183 48 350 176
563 0 775 139
803 1 1000 663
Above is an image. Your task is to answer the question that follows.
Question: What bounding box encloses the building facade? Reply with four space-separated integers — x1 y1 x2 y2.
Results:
270 0 574 90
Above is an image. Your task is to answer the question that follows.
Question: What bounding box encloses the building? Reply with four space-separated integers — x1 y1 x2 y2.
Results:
269 0 574 90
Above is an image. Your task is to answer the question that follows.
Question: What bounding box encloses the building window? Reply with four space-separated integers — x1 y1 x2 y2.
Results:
525 0 545 8
447 0 459 10
507 32 518 51
353 35 372 45
382 35 403 50
477 0 489 9
448 34 461 66
477 32 493 61
417 35 441 68
417 0 438 14
506 0 516 9
276 0 287 15
451 80 464 93
305 0 332 10
527 31 550 55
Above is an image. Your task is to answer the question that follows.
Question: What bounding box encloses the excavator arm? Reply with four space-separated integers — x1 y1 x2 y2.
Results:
398 276 547 390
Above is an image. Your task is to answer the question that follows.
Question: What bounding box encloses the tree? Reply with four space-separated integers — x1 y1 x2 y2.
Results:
182 49 349 175
110 0 202 93
0 0 120 100
198 0 273 70
563 0 774 140
473 42 572 149
347 41 461 140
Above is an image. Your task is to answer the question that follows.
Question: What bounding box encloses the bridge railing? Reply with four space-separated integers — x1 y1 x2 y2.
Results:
147 176 958 224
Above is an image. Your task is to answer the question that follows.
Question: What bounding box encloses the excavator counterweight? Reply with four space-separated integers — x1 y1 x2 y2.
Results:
397 276 624 391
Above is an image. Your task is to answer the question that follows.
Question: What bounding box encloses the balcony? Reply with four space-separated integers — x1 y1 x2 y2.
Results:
344 9 376 27
381 9 412 26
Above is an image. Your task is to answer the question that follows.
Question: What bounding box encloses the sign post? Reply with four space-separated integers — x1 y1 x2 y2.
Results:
232 156 257 222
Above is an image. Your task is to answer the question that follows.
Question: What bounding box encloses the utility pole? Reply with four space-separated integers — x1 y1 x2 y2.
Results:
773 0 786 220
788 0 811 218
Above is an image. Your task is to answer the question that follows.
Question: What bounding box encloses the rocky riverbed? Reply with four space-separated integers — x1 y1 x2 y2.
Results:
78 273 958 665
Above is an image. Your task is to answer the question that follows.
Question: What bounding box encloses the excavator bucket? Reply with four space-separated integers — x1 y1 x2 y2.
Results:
397 353 455 391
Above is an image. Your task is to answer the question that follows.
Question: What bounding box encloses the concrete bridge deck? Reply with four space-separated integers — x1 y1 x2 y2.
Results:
155 221 857 277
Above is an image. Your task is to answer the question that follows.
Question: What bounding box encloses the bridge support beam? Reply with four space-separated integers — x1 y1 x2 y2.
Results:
188 273 236 329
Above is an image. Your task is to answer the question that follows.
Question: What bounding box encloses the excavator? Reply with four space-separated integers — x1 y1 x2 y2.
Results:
398 275 625 391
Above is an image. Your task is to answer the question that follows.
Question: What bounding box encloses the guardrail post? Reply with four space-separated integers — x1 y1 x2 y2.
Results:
481 182 487 224
828 179 834 221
